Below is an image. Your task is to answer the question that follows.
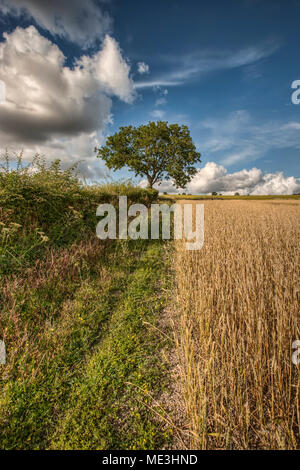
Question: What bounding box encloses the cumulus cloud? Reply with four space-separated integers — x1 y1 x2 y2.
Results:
249 172 300 196
137 62 149 74
0 26 135 177
0 0 111 47
140 162 300 195
19 133 109 180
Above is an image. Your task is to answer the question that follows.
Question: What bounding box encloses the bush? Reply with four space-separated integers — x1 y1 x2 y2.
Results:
0 155 158 273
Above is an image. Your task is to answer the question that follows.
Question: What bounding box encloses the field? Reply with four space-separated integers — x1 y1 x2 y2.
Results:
160 194 300 201
0 162 299 449
172 199 300 449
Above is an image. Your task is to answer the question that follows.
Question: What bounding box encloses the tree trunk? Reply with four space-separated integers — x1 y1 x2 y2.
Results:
147 176 153 188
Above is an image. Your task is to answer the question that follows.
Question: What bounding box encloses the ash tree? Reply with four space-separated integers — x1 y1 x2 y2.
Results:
95 121 201 188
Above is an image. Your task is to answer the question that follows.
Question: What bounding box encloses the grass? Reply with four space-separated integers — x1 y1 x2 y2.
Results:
0 238 171 450
0 156 171 450
49 241 171 450
172 199 300 449
1 156 299 450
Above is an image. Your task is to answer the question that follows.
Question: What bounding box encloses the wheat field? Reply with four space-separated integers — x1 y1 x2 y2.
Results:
172 200 300 449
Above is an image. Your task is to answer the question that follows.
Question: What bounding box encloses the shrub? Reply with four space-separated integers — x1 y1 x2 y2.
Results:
0 154 158 273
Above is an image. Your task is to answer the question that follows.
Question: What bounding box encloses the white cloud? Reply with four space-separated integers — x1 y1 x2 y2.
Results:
196 110 300 166
282 121 300 131
140 162 300 195
221 147 261 166
135 41 279 88
137 62 150 74
250 172 300 195
21 132 109 180
187 163 262 194
155 97 167 107
150 109 166 119
153 86 168 95
0 26 135 177
88 35 135 103
135 79 181 89
0 0 111 47
154 86 168 106
148 108 190 126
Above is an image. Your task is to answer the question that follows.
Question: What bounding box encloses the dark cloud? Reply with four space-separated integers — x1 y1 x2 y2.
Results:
0 26 134 176
0 0 112 47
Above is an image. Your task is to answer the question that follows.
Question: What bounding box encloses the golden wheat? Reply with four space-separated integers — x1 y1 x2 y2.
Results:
172 200 300 449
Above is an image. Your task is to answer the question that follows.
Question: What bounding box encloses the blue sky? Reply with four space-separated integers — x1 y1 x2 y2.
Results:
0 0 300 194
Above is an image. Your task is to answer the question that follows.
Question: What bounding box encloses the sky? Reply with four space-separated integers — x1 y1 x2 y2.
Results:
0 0 300 194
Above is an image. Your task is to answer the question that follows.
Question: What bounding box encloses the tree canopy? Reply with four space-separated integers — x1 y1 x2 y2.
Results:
95 121 201 188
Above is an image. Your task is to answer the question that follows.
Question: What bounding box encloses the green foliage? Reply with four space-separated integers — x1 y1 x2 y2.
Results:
96 120 201 188
0 154 171 450
0 154 158 274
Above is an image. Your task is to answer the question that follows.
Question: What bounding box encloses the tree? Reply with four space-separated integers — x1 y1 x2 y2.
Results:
95 121 201 189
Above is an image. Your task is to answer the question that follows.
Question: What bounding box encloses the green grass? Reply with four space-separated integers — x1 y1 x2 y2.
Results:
0 156 171 450
50 241 171 450
0 238 171 450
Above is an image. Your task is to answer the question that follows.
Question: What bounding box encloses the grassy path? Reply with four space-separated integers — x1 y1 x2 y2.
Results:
0 238 172 449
